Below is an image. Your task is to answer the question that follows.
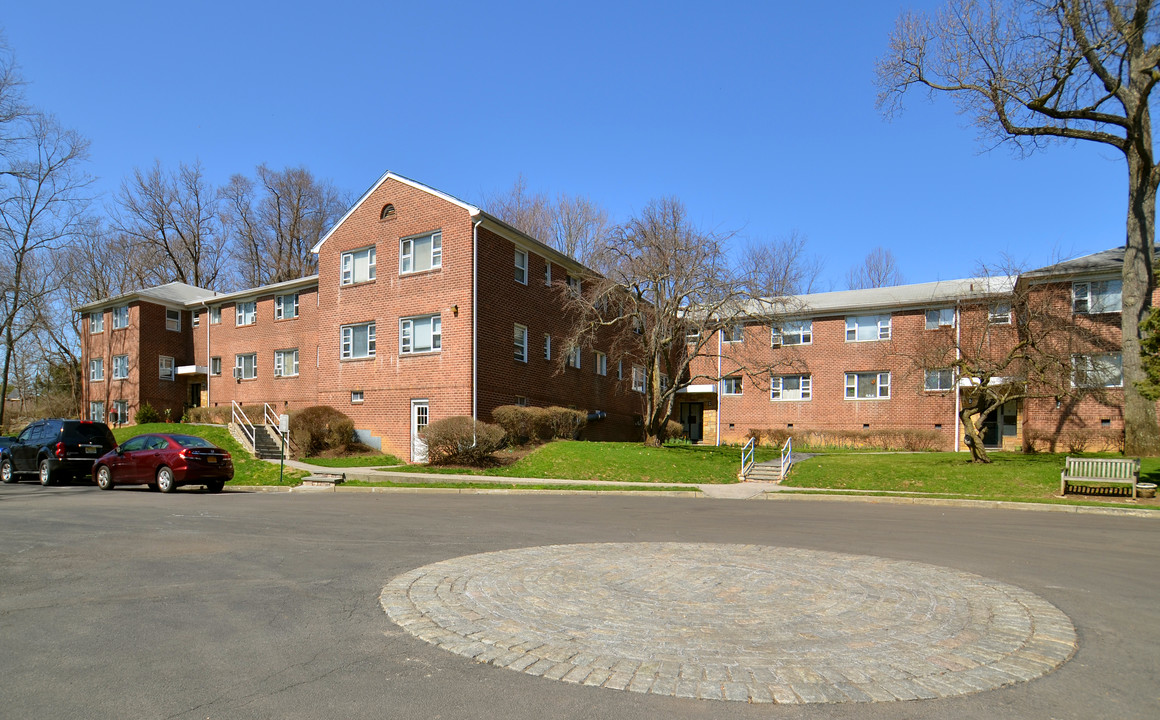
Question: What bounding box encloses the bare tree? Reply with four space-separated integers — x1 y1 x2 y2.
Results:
846 246 904 290
0 40 30 168
222 164 347 288
484 175 610 267
740 230 825 297
113 160 228 290
878 0 1160 454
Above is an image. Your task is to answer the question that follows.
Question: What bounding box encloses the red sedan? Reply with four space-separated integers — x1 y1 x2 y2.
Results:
93 434 234 493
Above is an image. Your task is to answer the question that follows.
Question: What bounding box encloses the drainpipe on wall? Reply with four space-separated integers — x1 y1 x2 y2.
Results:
472 218 482 445
716 325 722 446
954 299 961 452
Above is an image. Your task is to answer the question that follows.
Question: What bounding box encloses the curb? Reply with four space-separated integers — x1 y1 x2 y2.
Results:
228 485 701 498
759 491 1160 518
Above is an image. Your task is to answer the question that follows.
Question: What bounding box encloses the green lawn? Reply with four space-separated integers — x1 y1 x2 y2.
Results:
115 423 305 486
301 454 404 468
388 441 778 484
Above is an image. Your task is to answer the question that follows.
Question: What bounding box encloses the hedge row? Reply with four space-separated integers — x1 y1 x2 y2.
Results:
746 427 944 452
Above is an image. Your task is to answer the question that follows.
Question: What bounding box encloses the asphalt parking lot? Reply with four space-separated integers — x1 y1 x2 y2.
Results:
1 482 1156 719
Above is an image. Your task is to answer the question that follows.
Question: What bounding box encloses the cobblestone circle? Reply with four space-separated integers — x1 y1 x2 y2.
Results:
380 543 1076 703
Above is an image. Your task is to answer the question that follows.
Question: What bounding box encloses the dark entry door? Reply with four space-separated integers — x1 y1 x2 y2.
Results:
680 403 704 443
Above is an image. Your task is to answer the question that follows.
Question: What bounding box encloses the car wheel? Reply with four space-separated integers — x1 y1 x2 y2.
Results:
156 466 176 493
96 465 114 491
39 459 53 486
204 480 224 494
1 458 14 483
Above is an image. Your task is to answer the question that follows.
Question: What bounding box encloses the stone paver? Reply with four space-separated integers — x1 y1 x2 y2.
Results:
380 542 1076 703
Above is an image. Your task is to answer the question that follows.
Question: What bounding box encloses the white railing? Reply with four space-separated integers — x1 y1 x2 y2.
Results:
780 437 793 482
263 402 280 432
232 400 255 448
741 437 755 480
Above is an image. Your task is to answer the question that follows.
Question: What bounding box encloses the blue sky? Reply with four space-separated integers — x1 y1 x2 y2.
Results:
4 1 1130 288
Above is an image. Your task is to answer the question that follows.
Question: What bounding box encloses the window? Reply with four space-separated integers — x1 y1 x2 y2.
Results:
342 246 377 284
617 359 623 380
400 232 441 274
686 328 700 344
724 325 744 343
159 356 175 381
924 369 955 391
89 358 104 382
1073 279 1122 314
1072 353 1123 388
722 376 743 395
210 305 221 324
351 390 364 404
925 308 955 330
772 320 812 346
89 401 105 423
236 301 256 326
544 262 552 286
235 353 257 380
275 293 299 320
192 311 200 328
771 374 811 401
400 316 439 354
210 357 221 376
567 346 581 369
112 355 129 380
514 249 528 284
566 275 581 295
845 314 891 342
632 315 645 334
661 374 669 391
342 322 377 359
515 395 528 407
112 305 129 329
631 365 646 393
89 312 104 333
380 203 395 220
989 302 1012 325
595 351 607 376
845 372 891 399
165 309 181 332
543 334 551 360
274 349 299 377
514 324 528 362
111 400 128 425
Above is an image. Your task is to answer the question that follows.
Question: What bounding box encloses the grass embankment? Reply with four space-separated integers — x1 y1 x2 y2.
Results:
342 479 699 492
301 454 403 468
782 451 1160 507
386 441 779 484
115 423 305 486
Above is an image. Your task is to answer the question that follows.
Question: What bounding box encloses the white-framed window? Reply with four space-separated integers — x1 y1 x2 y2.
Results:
400 232 441 274
210 305 221 324
595 351 608 376
925 308 955 330
514 324 528 362
351 390 364 404
210 357 221 376
89 358 104 382
989 302 1012 325
235 353 257 380
924 368 955 391
400 315 440 355
567 346 581 369
165 309 181 332
112 355 129 380
342 322 377 359
1073 279 1122 314
661 374 669 391
192 311 200 328
543 334 551 360
514 249 528 284
632 315 645 334
515 395 528 407
111 400 128 425
566 275 581 295
771 374 811 401
342 246 377 284
112 305 129 329
617 359 623 380
631 365 646 393
275 293 299 320
845 371 891 399
772 320 812 346
1072 353 1123 388
544 261 552 286
89 401 105 423
722 376 743 395
89 312 104 333
724 325 744 343
236 301 256 326
686 328 700 344
159 356 175 381
274 349 299 377
845 314 892 342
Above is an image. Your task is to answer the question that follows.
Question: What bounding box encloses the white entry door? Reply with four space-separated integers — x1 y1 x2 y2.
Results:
411 399 429 463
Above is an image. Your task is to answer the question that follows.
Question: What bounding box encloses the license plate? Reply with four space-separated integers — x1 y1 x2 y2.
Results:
84 446 97 455
207 457 217 464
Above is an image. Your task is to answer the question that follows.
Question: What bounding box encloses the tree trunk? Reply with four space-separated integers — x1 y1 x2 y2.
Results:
1121 146 1160 456
959 401 991 463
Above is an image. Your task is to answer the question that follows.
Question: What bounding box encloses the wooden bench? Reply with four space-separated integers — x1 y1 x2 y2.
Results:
1060 457 1141 499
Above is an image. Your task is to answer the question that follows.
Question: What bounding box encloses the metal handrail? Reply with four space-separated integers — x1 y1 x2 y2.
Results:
232 400 255 447
263 402 281 432
741 437 755 479
780 437 793 482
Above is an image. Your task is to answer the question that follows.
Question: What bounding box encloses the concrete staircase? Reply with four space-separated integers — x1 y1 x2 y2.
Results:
229 422 285 460
744 459 788 482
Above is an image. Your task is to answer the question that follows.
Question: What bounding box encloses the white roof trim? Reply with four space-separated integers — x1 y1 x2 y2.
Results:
311 171 480 254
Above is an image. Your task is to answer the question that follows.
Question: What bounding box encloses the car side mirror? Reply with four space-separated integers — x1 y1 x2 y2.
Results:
115 446 123 456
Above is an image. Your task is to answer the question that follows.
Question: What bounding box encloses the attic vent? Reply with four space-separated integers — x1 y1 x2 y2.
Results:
380 203 396 220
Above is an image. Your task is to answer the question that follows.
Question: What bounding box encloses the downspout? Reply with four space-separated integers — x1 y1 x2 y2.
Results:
716 326 722 446
200 299 212 413
472 218 482 444
954 299 961 452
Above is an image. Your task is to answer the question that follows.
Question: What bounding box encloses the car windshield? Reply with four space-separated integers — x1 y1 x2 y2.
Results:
170 435 217 449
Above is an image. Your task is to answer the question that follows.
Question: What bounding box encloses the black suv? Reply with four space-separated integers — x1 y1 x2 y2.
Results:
0 419 117 486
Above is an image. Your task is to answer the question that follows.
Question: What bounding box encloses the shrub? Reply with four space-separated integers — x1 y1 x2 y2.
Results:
1063 429 1089 454
543 406 587 439
421 416 506 465
763 429 794 448
135 402 161 424
289 406 356 457
664 419 685 442
746 429 765 446
492 405 549 444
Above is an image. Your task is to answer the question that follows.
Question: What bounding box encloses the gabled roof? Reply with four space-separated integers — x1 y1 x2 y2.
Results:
1022 244 1160 279
737 276 1016 320
74 282 218 314
192 275 319 306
